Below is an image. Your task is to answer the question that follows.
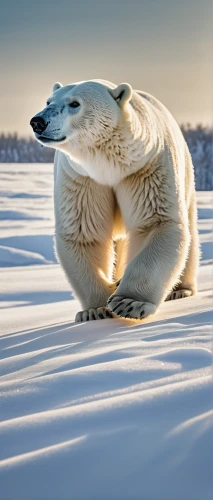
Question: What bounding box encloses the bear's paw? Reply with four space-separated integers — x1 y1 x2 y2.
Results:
165 289 193 301
75 307 114 322
107 294 156 320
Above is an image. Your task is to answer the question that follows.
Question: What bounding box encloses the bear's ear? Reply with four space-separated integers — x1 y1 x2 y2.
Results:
52 82 63 92
110 83 133 106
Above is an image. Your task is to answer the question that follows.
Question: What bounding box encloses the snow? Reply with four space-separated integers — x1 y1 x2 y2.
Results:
0 164 212 500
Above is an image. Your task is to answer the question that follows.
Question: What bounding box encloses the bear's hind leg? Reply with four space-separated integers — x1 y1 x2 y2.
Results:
165 193 199 301
114 237 127 282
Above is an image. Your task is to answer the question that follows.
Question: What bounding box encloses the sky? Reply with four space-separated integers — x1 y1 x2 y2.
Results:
0 0 212 135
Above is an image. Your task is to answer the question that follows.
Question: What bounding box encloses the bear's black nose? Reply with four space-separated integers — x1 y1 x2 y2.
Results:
30 116 47 134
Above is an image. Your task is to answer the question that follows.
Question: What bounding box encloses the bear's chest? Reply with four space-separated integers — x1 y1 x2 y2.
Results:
54 170 116 243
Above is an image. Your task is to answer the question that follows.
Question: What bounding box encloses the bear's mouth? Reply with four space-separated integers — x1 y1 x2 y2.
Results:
37 135 66 143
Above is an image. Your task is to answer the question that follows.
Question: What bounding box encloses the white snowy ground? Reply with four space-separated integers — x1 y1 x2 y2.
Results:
0 164 212 500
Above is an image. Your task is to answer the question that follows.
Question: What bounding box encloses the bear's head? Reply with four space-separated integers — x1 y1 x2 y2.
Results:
30 80 155 185
30 80 133 151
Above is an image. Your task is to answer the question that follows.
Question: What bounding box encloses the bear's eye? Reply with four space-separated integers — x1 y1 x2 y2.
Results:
46 102 50 106
69 101 80 109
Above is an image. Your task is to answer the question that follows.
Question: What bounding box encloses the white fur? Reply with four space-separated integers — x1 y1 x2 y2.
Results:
32 79 199 321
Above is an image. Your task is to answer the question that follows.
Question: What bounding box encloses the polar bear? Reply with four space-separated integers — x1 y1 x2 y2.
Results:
30 79 199 321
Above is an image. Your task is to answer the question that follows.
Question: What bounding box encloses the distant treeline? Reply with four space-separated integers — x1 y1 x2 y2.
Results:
0 125 212 190
0 133 54 163
181 125 212 191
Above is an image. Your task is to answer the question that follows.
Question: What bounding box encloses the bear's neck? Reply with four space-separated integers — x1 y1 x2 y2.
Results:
68 104 161 186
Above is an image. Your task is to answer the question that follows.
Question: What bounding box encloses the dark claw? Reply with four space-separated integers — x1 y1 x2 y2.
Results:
126 305 133 313
91 312 96 320
115 308 124 316
106 310 112 317
140 310 145 319
99 313 104 319
112 302 124 313
107 296 113 304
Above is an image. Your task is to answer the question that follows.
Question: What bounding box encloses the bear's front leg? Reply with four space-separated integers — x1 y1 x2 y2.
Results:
54 167 117 321
107 222 190 320
56 234 116 322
